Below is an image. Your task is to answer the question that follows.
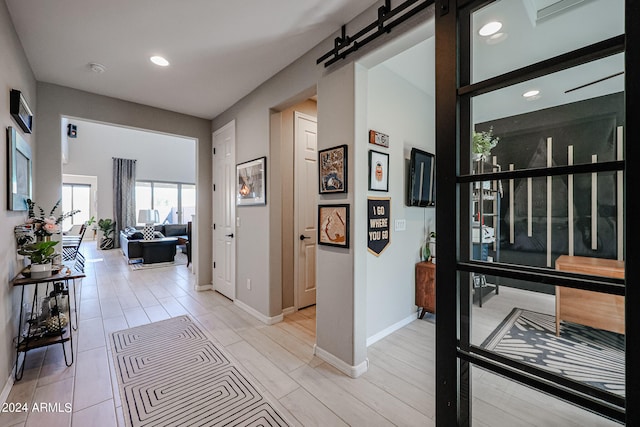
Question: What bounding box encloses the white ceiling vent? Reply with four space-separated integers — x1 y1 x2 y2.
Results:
522 0 592 26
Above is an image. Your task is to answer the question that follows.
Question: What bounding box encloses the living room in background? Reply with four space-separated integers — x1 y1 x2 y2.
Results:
135 181 195 225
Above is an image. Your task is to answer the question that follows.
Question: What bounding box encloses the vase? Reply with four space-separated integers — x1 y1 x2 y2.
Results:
31 261 52 279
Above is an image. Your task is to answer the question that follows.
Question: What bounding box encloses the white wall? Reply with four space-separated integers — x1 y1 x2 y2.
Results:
0 0 37 399
62 119 195 222
364 63 435 343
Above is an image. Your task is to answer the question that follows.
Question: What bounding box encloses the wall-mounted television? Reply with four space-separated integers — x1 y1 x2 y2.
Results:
407 148 435 207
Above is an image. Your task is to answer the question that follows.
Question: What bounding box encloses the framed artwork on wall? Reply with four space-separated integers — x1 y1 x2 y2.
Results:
318 144 347 194
236 157 266 206
369 129 389 148
368 150 389 192
7 126 32 211
318 204 350 248
10 89 33 134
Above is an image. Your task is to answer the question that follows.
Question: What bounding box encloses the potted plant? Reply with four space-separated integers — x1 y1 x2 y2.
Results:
97 218 116 250
472 126 499 160
18 240 60 278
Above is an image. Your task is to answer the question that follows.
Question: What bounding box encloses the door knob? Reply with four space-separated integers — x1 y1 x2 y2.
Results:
226 233 234 238
299 234 310 241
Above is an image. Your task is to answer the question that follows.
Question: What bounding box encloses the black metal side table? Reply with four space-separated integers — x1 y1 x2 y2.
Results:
11 266 84 380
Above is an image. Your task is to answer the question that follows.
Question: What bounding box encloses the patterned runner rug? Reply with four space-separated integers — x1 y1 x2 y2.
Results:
111 315 290 426
481 308 625 396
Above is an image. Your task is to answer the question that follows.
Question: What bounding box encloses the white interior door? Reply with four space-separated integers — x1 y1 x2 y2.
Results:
295 112 318 309
213 121 236 300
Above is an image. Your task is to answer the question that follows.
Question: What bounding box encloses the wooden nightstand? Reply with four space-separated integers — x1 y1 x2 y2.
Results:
416 261 436 318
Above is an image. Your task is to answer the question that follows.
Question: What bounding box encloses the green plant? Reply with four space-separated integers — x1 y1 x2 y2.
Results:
18 241 59 264
86 216 96 226
98 218 116 238
472 126 499 157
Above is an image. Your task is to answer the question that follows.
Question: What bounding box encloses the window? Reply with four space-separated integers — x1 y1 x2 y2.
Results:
62 184 91 231
135 181 195 224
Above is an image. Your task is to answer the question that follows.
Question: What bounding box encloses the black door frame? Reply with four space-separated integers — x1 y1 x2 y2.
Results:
434 0 638 424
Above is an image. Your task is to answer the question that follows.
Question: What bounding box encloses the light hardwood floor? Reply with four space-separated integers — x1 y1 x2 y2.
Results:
0 245 620 426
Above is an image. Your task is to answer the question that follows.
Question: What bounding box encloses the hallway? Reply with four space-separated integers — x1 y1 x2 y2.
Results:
1 244 617 426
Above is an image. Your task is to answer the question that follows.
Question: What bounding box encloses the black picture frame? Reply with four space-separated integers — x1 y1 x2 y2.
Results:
7 126 32 211
368 150 389 192
318 204 350 248
318 144 348 194
10 89 33 134
236 156 267 206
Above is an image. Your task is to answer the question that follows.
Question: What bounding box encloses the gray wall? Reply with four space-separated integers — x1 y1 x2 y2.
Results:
0 0 37 394
212 3 434 372
35 83 212 286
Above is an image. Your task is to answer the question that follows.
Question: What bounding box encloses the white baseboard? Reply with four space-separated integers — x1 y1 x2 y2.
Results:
194 283 213 291
366 312 418 347
234 300 284 325
313 344 369 378
1 372 14 405
282 306 296 316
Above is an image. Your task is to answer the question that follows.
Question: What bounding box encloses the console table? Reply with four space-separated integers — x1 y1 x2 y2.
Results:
11 267 84 380
416 261 435 318
555 255 624 336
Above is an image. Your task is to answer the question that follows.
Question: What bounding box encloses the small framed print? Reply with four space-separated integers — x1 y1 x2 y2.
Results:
369 130 389 148
319 144 347 194
318 204 350 248
236 157 266 206
368 150 389 192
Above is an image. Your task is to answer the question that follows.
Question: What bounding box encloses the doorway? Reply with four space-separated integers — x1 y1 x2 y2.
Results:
277 99 318 314
294 111 318 309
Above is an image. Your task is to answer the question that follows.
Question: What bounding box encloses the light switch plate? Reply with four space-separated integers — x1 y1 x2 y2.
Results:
395 219 406 231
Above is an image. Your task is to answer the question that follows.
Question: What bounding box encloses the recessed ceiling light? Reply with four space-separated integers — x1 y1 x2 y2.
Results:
523 90 540 99
479 21 502 37
150 56 170 67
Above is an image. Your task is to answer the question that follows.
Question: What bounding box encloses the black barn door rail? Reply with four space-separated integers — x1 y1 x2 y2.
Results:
316 0 434 68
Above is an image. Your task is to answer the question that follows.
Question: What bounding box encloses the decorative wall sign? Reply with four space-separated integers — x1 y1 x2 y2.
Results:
236 157 266 206
368 150 389 192
7 126 32 211
369 129 389 148
10 89 33 134
318 204 350 248
319 144 347 194
367 197 390 256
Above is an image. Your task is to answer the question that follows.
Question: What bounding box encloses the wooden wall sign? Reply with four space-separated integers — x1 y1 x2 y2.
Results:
369 129 389 148
368 197 390 256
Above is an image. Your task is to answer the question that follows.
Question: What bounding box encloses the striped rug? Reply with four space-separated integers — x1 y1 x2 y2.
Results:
111 316 290 426
481 308 625 396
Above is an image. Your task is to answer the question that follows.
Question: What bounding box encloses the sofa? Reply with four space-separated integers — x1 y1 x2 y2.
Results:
120 223 189 264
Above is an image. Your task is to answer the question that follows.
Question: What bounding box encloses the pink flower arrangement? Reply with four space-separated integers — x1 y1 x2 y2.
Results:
26 199 79 238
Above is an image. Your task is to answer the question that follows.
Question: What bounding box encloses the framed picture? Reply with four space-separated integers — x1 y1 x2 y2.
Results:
318 204 350 248
10 89 33 134
318 144 347 194
369 129 389 148
236 157 266 206
7 126 32 211
368 150 389 192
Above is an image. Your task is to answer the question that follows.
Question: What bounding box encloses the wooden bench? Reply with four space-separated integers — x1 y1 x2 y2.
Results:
555 255 624 336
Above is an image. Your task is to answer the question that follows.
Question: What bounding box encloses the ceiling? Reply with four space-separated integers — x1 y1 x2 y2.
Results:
372 0 623 125
5 0 379 119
